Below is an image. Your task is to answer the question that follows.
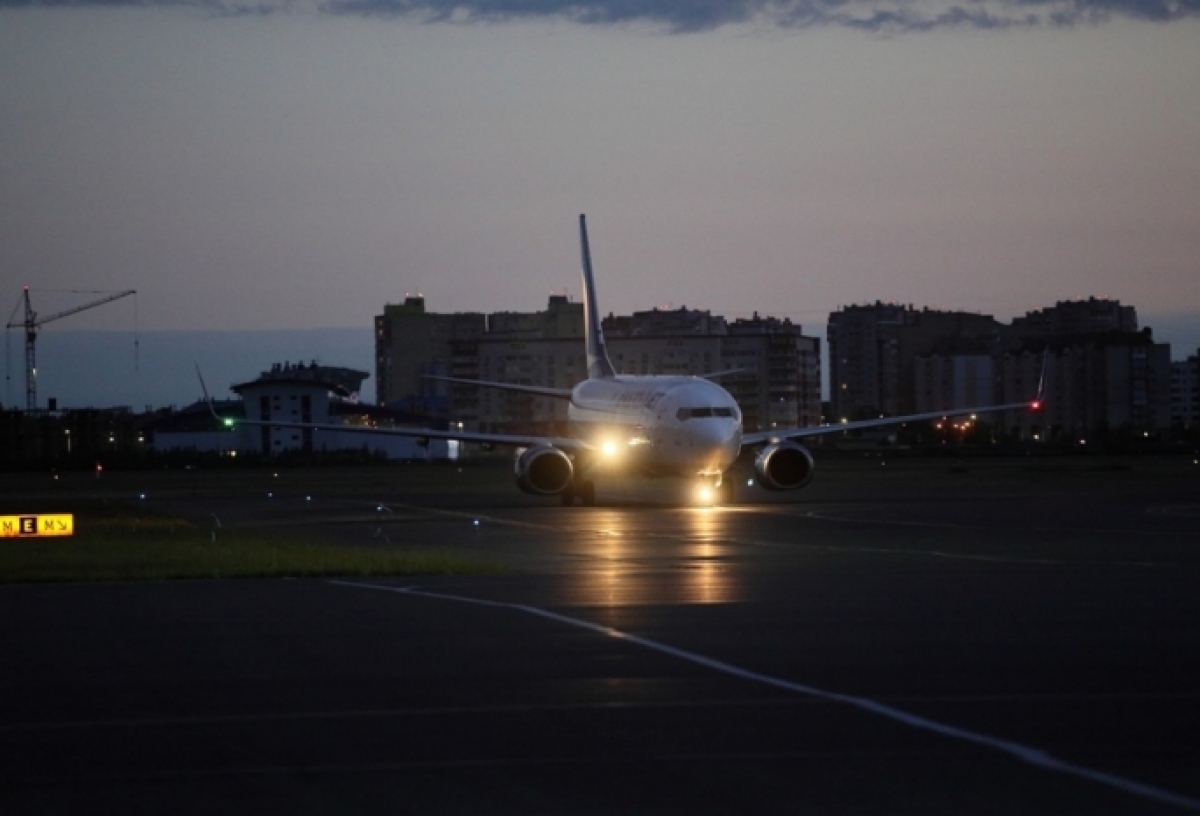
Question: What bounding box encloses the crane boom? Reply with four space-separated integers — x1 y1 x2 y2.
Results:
28 289 137 329
5 287 137 411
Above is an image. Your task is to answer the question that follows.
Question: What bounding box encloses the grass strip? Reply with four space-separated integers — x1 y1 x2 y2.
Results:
1 515 503 583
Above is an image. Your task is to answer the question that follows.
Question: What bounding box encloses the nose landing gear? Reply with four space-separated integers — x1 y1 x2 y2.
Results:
696 475 735 506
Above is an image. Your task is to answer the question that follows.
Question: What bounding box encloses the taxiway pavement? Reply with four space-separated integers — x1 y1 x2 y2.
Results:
3 458 1199 814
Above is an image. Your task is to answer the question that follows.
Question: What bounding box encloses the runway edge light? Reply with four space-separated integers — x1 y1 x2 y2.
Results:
1 514 75 538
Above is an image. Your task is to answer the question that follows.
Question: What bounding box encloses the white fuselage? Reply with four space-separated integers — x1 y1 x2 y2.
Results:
567 375 743 479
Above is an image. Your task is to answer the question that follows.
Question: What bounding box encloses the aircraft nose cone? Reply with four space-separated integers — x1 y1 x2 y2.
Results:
693 419 742 467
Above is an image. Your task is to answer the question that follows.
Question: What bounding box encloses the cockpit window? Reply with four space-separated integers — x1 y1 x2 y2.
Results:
676 407 736 420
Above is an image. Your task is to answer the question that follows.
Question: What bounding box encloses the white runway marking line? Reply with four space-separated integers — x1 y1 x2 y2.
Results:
331 578 1200 813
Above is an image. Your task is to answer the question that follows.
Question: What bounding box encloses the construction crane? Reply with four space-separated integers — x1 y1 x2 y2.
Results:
6 286 137 411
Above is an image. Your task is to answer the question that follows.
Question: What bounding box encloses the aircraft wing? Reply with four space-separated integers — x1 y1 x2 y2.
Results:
424 375 574 399
741 399 1039 446
211 412 585 451
745 351 1048 446
195 368 583 451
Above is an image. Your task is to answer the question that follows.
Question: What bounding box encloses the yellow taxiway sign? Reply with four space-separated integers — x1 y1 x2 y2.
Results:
1 514 75 538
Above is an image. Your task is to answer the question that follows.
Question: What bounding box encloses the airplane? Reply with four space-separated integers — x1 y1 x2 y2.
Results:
205 215 1042 506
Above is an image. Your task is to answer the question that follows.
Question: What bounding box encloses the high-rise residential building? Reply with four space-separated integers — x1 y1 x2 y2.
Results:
1171 352 1199 430
827 303 1002 420
1009 298 1137 341
827 302 908 420
473 336 583 435
488 293 584 338
603 306 728 338
377 297 821 437
374 295 486 415
914 355 996 414
998 299 1173 440
725 315 821 431
1002 331 1172 439
829 296 1171 441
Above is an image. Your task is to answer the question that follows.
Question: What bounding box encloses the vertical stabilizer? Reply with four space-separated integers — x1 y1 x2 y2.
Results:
580 214 616 379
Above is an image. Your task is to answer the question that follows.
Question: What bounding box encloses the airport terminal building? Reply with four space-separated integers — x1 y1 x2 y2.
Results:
151 362 450 460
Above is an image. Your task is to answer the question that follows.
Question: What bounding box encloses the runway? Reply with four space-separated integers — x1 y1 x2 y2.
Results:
3 458 1199 813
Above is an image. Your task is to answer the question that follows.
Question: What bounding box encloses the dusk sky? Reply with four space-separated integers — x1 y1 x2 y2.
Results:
2 0 1199 407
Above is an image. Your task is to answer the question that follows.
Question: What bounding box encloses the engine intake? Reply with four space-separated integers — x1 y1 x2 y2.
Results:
754 441 815 491
514 446 574 496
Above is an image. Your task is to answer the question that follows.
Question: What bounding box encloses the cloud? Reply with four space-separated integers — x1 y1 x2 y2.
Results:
2 0 1198 31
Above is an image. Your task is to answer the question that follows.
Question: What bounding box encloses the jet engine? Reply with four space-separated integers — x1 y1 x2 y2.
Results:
753 441 815 491
514 446 574 496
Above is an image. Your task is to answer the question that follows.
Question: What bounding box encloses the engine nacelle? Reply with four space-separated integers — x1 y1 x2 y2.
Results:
514 446 574 496
753 441 815 491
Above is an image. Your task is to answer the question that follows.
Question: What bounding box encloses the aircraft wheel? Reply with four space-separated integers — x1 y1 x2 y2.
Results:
578 480 596 507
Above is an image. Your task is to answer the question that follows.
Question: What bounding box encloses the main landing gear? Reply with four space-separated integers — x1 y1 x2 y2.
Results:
718 479 735 505
560 479 596 507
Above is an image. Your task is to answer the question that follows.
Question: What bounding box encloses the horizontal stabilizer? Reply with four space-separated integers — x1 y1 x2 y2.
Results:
424 375 573 400
698 368 746 380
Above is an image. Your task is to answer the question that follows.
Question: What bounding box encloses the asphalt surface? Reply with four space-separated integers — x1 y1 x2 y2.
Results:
3 457 1200 814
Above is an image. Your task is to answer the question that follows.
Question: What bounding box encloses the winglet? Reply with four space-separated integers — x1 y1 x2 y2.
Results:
580 215 616 379
195 364 226 424
1032 349 1049 411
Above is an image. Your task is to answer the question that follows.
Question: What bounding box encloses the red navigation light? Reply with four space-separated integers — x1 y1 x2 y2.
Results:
1031 400 1042 411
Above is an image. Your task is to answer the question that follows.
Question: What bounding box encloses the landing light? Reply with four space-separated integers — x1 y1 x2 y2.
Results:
601 440 620 458
697 485 714 504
